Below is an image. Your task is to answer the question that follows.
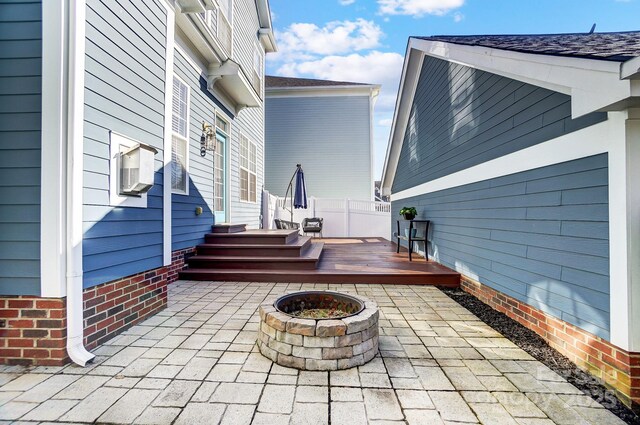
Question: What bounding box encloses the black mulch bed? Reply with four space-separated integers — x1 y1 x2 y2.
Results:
440 286 640 425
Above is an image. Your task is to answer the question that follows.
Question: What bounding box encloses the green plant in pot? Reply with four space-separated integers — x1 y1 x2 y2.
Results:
399 206 417 220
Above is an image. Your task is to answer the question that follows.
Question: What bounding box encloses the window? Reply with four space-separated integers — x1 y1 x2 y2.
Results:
171 77 189 194
239 135 257 203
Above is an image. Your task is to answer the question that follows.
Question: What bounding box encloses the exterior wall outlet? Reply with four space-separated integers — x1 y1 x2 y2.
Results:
0 319 6 328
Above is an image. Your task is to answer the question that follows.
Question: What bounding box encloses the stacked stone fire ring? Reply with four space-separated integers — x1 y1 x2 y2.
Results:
257 291 379 370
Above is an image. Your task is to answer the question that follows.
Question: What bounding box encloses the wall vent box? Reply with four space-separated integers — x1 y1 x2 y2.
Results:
118 143 158 196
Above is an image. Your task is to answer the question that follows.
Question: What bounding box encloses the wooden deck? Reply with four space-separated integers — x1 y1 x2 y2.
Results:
180 237 460 286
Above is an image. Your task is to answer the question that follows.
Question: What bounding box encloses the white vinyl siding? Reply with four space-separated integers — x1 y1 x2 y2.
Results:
240 135 257 203
171 77 189 194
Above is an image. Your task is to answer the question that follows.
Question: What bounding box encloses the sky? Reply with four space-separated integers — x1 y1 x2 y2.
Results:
265 0 640 179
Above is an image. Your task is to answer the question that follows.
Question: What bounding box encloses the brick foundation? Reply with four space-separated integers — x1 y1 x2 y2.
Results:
460 275 640 411
0 298 67 366
0 247 194 365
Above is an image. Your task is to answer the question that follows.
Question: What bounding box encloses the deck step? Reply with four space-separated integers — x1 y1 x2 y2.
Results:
187 242 324 270
211 223 247 233
196 236 311 257
178 269 459 285
204 229 299 245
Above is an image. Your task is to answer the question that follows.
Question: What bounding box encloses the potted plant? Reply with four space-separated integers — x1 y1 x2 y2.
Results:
399 207 417 221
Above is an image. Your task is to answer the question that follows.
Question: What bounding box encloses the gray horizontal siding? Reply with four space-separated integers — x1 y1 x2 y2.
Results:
392 154 610 338
265 95 372 199
0 0 42 295
171 50 215 251
82 0 167 288
392 56 607 193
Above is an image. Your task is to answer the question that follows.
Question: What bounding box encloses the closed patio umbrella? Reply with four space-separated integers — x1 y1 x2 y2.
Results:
294 167 307 209
283 164 307 224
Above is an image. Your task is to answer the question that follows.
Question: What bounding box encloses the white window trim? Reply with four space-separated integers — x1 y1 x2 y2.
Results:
239 134 257 204
109 132 149 208
171 75 190 196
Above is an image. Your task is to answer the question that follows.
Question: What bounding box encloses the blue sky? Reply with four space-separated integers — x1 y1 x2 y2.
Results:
265 0 640 179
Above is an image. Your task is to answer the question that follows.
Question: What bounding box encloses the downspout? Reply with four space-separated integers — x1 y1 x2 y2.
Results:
66 0 94 366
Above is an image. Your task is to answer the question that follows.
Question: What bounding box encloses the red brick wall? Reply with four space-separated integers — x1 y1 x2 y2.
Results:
0 298 67 366
82 247 194 350
0 247 195 365
460 275 640 410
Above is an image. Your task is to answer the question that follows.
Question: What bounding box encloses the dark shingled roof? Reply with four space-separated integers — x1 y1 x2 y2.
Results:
416 31 640 62
266 75 373 88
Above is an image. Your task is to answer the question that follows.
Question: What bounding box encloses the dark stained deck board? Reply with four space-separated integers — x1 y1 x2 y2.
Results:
180 238 460 285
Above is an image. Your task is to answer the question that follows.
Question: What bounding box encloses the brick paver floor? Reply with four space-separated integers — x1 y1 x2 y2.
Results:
0 281 625 424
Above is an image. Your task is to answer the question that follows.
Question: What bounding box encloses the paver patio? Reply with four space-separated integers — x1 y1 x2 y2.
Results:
0 281 625 424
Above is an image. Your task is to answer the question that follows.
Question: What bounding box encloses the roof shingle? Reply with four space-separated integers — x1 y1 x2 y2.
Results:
265 75 373 88
416 31 640 62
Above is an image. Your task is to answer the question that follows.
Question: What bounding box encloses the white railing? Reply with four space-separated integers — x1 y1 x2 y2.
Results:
266 192 391 240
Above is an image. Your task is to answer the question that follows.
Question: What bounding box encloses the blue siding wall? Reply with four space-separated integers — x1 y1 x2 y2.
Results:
171 50 216 251
392 56 607 193
82 0 167 288
392 154 610 338
265 95 372 199
0 1 42 295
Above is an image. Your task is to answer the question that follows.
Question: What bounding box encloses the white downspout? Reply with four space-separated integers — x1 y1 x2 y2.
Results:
66 0 94 366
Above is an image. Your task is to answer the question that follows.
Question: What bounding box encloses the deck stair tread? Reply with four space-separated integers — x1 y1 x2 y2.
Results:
204 229 299 245
197 236 311 250
211 223 247 233
190 242 322 263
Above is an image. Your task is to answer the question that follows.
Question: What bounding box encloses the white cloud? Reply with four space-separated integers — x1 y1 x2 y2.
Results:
378 118 393 126
453 12 464 22
270 19 383 62
378 0 464 17
276 51 404 115
339 0 356 4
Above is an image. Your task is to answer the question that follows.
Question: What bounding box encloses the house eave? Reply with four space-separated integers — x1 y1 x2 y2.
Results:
256 0 277 52
265 84 380 98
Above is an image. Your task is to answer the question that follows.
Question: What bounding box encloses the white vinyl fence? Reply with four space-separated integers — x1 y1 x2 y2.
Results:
262 190 391 240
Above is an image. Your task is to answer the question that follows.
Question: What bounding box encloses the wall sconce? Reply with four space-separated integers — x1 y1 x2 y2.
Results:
200 121 215 157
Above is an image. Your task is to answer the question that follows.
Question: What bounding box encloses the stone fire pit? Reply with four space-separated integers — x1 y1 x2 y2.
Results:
257 291 379 370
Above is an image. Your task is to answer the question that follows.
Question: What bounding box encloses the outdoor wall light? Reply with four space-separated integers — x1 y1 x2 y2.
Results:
200 121 215 157
118 143 158 196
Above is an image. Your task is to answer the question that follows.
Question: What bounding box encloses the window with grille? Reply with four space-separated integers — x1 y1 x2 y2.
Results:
239 135 257 203
171 77 189 194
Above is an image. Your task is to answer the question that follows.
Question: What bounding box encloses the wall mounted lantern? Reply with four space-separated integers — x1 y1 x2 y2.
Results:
118 143 158 196
200 121 215 157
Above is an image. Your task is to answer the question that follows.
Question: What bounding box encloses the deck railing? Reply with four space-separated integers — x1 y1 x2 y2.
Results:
267 193 391 239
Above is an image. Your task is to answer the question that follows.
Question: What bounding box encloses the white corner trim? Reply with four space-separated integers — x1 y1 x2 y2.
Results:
609 110 640 351
40 0 67 298
109 132 149 208
66 0 95 367
391 115 617 202
161 2 176 266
